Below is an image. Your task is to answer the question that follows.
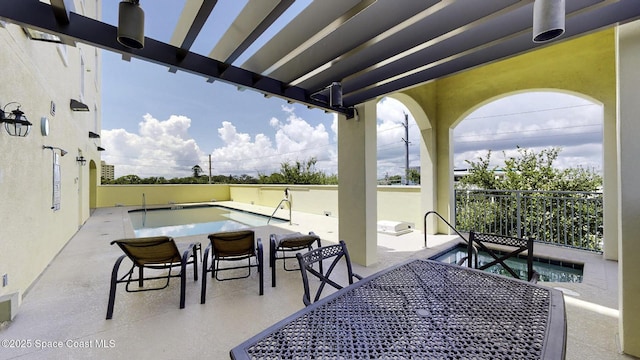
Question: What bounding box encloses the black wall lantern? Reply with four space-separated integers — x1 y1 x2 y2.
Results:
76 155 87 166
0 102 32 137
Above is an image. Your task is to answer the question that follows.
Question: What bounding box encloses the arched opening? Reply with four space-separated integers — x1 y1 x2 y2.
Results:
374 95 436 234
452 90 604 250
454 91 603 176
89 159 98 211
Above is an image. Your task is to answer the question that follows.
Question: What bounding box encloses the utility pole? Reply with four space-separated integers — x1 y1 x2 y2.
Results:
208 154 212 184
401 111 410 185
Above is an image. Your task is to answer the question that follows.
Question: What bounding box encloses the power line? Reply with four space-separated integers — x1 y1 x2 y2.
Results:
454 123 601 140
464 103 599 121
455 130 602 145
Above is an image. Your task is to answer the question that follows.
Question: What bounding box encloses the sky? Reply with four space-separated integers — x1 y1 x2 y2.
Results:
99 1 603 180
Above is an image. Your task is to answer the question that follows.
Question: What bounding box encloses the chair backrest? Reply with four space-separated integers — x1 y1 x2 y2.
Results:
272 232 319 250
296 240 357 306
208 230 255 258
111 236 181 266
468 231 535 281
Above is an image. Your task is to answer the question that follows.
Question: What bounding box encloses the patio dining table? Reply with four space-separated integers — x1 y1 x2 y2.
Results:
230 259 566 359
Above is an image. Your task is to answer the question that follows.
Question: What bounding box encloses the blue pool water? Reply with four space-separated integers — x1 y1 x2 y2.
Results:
430 243 583 283
128 205 287 238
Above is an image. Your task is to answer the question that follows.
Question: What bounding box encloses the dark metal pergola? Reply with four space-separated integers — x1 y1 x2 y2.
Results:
1 0 639 116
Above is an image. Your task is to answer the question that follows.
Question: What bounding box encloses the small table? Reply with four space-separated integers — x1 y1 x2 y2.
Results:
230 259 566 359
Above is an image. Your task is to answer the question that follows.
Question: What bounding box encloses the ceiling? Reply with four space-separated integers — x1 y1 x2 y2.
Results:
1 0 640 118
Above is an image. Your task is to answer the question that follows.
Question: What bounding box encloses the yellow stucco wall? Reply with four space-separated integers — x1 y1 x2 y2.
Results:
402 29 616 246
0 1 102 316
96 184 231 207
96 184 422 230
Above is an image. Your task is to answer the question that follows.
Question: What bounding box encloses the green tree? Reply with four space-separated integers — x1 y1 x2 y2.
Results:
457 150 500 190
113 174 142 184
192 165 203 178
259 158 337 185
407 168 421 185
457 147 601 192
455 146 603 251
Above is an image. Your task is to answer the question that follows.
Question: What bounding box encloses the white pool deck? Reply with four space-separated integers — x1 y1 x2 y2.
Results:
0 202 630 359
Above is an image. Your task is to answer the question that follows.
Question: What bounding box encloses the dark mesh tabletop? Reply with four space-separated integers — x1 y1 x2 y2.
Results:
231 260 566 360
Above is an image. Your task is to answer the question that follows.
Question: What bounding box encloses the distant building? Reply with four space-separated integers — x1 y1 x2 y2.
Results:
101 161 115 181
454 168 506 183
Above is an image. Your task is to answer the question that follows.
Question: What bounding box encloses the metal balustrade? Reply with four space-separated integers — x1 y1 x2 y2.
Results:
455 189 603 252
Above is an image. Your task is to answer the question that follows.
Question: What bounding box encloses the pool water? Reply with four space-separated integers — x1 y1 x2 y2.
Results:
129 205 287 238
430 244 583 283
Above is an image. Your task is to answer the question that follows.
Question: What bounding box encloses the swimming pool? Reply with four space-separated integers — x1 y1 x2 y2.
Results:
128 205 287 238
429 243 583 283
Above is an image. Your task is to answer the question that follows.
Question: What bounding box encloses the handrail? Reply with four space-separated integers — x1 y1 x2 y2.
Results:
268 188 292 225
267 199 291 225
423 210 468 248
423 210 478 267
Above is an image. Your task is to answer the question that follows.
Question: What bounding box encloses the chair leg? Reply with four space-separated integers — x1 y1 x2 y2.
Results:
106 255 126 320
201 247 210 304
270 238 277 287
180 262 187 309
192 245 199 282
258 240 264 296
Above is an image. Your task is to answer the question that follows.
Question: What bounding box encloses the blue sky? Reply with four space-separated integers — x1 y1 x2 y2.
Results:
99 2 603 179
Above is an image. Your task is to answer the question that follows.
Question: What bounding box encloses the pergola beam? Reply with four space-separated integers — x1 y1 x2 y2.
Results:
0 0 352 117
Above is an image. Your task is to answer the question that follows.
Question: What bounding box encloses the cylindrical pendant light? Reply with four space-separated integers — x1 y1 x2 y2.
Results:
117 0 145 49
532 0 565 43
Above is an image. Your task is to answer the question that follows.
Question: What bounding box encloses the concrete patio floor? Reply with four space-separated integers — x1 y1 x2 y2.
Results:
0 202 630 359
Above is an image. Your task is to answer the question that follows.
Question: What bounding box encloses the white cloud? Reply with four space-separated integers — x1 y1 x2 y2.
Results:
101 92 603 181
102 114 205 178
453 92 603 172
210 105 336 176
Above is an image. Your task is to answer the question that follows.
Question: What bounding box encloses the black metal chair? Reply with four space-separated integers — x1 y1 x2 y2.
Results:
296 240 362 306
467 231 539 282
269 232 321 287
106 236 200 319
201 230 263 304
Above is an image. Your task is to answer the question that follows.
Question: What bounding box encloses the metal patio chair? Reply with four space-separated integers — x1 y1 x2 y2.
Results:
106 236 200 319
296 240 362 306
269 231 322 287
466 231 539 283
201 230 263 304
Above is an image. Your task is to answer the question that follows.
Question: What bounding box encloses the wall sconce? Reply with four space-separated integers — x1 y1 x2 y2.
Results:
76 155 87 166
532 0 565 43
117 0 145 49
0 102 32 137
70 99 90 112
43 145 68 156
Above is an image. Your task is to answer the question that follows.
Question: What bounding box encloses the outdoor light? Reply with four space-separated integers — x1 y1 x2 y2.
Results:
76 155 87 166
532 0 565 43
0 102 32 137
117 0 145 49
70 99 89 112
310 82 343 108
43 145 68 157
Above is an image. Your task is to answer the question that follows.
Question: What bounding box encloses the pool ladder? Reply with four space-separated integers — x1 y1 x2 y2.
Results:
142 193 147 227
268 188 292 225
423 210 478 267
